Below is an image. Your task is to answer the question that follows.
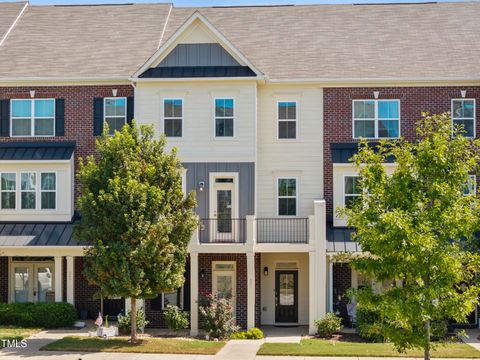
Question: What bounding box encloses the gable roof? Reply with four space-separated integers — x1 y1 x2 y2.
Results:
0 1 27 46
0 2 479 82
0 2 171 80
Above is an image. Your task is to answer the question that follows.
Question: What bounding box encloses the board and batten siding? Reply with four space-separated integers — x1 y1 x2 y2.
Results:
256 85 324 218
183 162 255 219
158 43 240 67
134 81 257 163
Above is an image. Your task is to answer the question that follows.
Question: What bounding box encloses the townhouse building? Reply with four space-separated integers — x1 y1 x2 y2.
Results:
0 1 479 335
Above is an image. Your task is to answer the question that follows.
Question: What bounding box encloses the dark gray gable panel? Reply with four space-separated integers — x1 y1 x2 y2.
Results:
55 99 65 136
0 100 9 137
159 43 240 67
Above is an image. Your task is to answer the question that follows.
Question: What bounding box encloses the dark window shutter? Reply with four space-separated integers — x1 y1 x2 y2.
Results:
126 97 134 126
93 98 104 136
0 100 9 137
55 99 65 136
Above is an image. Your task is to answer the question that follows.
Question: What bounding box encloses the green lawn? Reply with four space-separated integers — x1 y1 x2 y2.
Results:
41 336 225 355
0 327 42 348
258 339 480 358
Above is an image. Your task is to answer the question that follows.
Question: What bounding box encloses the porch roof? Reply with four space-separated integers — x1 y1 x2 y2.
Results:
0 141 75 161
0 222 80 246
326 221 361 253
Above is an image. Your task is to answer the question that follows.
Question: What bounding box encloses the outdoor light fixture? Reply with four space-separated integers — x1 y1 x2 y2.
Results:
200 269 206 279
373 91 379 99
198 181 205 192
30 90 35 98
112 89 118 97
461 90 467 98
263 267 269 276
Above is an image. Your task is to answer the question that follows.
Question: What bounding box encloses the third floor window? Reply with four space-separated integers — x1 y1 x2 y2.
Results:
215 98 234 137
452 99 475 138
164 99 183 137
11 99 55 137
353 100 400 139
104 97 126 136
278 101 297 139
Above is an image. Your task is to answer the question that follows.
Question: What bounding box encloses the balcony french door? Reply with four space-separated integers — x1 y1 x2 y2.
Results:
11 262 54 303
210 176 238 242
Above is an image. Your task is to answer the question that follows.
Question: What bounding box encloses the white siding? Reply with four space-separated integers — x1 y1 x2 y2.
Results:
0 158 74 222
257 85 323 217
135 81 257 163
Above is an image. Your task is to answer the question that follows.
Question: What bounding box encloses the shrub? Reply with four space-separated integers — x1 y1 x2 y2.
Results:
231 327 264 340
356 307 386 343
164 305 189 332
0 302 77 328
117 308 149 334
199 294 239 339
315 312 342 338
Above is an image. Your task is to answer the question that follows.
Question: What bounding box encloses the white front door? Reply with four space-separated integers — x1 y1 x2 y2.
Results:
210 176 238 242
11 262 54 303
212 262 236 316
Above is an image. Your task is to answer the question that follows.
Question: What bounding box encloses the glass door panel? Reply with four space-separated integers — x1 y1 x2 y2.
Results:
14 267 31 302
213 269 236 317
217 190 232 234
36 266 53 302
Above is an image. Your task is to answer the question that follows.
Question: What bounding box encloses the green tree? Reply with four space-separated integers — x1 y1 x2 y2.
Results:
75 123 197 341
340 113 480 360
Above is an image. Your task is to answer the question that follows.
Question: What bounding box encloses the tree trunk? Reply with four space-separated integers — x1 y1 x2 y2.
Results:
424 319 431 360
130 298 137 342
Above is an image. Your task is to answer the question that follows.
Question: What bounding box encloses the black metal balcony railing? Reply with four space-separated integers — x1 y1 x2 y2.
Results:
199 218 246 243
256 218 309 244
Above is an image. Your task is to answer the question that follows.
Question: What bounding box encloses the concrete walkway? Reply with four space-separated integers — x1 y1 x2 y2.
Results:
460 328 480 352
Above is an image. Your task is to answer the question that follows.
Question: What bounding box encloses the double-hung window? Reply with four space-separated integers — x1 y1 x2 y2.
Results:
104 97 126 135
278 101 297 139
353 100 400 139
215 98 234 137
344 175 361 209
162 288 183 310
20 172 36 209
452 99 475 138
278 178 297 216
11 99 55 137
164 99 183 137
40 173 56 209
0 173 16 209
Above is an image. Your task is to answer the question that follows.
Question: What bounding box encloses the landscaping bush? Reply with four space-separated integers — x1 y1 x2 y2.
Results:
199 294 239 340
356 307 386 343
315 312 342 338
164 305 189 332
117 308 149 334
231 327 264 340
0 302 77 328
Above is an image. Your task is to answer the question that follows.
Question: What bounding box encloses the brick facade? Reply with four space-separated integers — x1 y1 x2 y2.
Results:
324 86 480 218
0 85 133 203
332 263 351 323
74 257 101 319
0 256 8 303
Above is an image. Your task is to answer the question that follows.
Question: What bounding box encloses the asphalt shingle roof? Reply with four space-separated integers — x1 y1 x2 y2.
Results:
0 2 479 81
0 2 25 44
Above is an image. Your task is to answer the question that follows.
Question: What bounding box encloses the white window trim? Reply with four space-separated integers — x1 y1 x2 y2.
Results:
163 98 184 138
20 171 37 210
0 172 16 210
276 176 298 217
213 97 235 139
161 287 184 310
352 99 401 140
343 174 360 208
103 97 127 135
451 98 476 138
10 99 56 138
277 100 298 140
40 171 57 210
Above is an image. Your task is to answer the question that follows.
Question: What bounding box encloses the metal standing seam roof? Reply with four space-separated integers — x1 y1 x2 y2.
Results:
140 66 257 78
326 222 360 253
0 2 479 81
0 141 75 161
331 142 396 163
0 222 79 246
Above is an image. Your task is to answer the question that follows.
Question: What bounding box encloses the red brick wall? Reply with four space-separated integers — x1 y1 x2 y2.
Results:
332 263 351 323
255 253 261 327
0 256 8 303
74 257 101 319
199 253 248 329
0 85 133 204
324 86 480 218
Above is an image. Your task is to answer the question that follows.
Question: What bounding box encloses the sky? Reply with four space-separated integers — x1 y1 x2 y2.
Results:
2 0 478 6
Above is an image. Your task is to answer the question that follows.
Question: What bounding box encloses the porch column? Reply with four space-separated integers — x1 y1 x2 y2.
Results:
328 257 333 312
247 252 256 329
66 256 75 305
190 251 199 336
54 256 63 302
309 251 317 334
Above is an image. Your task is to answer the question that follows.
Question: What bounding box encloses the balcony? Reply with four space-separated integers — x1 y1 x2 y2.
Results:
198 218 246 243
256 218 309 244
